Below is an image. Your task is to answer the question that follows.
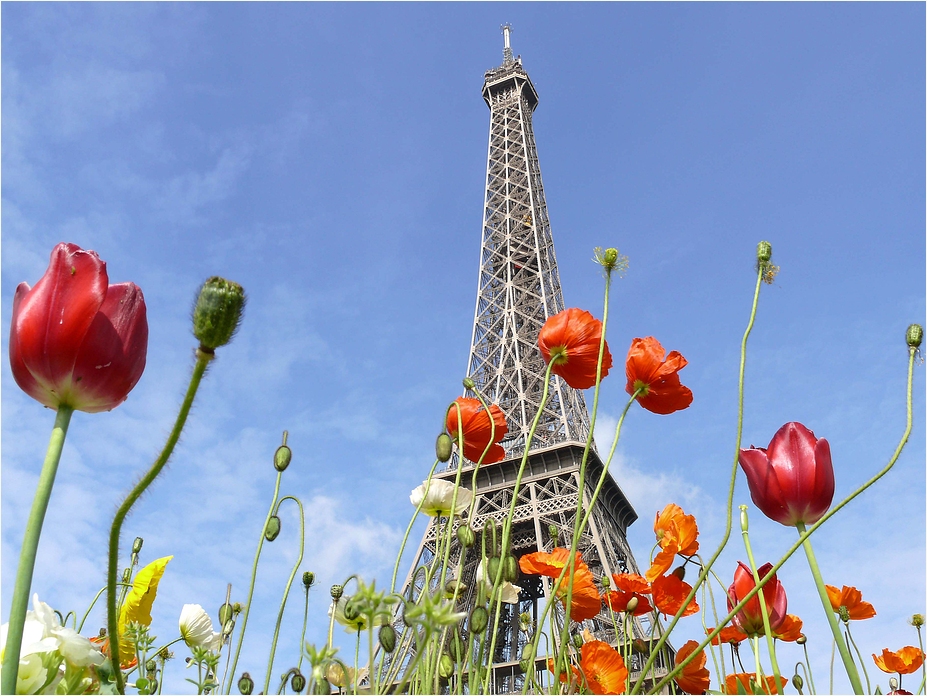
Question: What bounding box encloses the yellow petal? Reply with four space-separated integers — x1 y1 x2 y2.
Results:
118 556 173 634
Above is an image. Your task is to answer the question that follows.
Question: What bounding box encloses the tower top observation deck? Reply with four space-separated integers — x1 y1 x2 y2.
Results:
482 24 539 111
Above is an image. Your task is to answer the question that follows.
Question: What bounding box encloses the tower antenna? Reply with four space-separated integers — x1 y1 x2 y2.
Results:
501 23 514 65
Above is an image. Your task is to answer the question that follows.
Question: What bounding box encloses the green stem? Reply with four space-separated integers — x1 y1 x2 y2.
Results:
796 520 863 694
829 639 836 695
2 405 74 695
802 641 817 695
845 624 871 694
263 496 305 695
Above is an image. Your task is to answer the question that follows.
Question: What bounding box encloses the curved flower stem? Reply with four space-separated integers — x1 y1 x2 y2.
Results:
844 625 870 694
829 639 836 694
796 520 863 694
916 624 926 694
2 404 74 694
390 457 441 593
262 495 305 695
645 344 917 695
109 350 217 694
296 585 311 675
802 641 817 695
631 261 766 694
76 583 131 634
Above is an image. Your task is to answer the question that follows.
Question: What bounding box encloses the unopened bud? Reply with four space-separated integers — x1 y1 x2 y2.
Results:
911 613 925 628
572 634 583 649
330 585 344 601
193 277 246 351
456 526 475 547
600 575 610 589
312 676 332 695
625 596 639 613
274 445 292 472
264 515 282 541
218 603 233 625
237 672 254 695
671 565 686 581
448 632 465 661
739 504 749 532
503 555 519 583
796 634 807 645
890 677 899 690
132 537 144 554
291 672 306 693
444 579 466 598
378 625 396 653
757 241 772 263
548 524 559 545
122 567 132 583
907 324 923 348
792 674 804 693
303 572 315 590
436 433 453 462
343 598 361 622
470 606 489 633
632 638 650 655
438 654 454 679
145 659 157 672
462 378 476 390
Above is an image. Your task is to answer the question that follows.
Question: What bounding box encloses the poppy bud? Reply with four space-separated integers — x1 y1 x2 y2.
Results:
313 676 332 695
520 644 535 664
503 555 519 583
600 575 610 589
132 537 144 554
265 515 281 541
487 557 502 583
378 625 396 653
548 524 559 545
740 505 749 532
436 433 453 462
145 659 157 672
193 276 246 351
470 606 489 633
796 634 807 645
572 634 583 649
218 603 234 625
439 654 454 679
671 565 686 581
122 567 132 583
147 679 158 693
343 598 361 621
291 671 306 693
462 378 476 390
448 632 465 661
238 672 254 695
625 596 639 613
757 241 772 263
330 585 344 601
274 444 292 472
911 614 925 628
303 572 315 590
456 525 475 547
792 674 804 693
632 638 650 655
907 324 923 348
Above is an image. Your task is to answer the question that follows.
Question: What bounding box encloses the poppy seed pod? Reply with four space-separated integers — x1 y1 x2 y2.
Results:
603 248 619 267
192 276 245 351
303 572 315 590
456 525 475 547
378 625 396 653
548 524 559 545
237 672 254 695
436 433 453 462
757 241 772 263
264 515 281 541
572 634 583 649
274 445 292 472
470 606 489 633
907 324 923 348
291 671 307 693
912 614 925 628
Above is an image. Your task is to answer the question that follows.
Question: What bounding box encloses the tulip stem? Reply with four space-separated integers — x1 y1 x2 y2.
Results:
106 349 213 695
796 521 864 694
1 405 74 695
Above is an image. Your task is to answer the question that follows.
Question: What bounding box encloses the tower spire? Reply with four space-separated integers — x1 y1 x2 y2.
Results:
502 23 514 65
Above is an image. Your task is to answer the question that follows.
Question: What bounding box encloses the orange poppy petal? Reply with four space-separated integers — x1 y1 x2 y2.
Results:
538 308 613 390
652 574 699 617
580 641 629 695
724 673 788 694
446 397 508 464
675 640 710 695
645 545 678 583
625 337 693 415
873 647 925 675
707 626 749 646
612 573 652 594
826 584 877 621
773 614 803 642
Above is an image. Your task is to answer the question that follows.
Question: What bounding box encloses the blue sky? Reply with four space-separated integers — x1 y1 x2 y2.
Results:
2 3 924 693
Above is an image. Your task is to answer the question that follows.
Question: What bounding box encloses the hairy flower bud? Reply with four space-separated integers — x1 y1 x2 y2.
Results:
487 557 502 583
122 567 132 583
572 633 583 649
838 605 850 623
145 659 157 672
470 606 489 633
462 377 475 390
548 524 559 545
792 674 804 692
757 241 772 263
264 515 281 541
436 433 453 462
192 276 245 351
303 572 315 590
600 575 610 589
238 672 254 695
132 537 144 554
502 555 519 583
378 625 396 653
291 671 306 693
456 525 475 547
274 445 292 472
330 585 344 601
907 324 923 348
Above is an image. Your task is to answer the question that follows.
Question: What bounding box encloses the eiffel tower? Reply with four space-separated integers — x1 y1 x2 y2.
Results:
396 27 669 693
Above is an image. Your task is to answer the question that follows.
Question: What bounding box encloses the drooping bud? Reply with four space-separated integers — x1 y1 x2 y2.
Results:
757 241 772 263
907 324 923 348
330 585 344 601
625 596 639 613
132 537 144 554
444 579 467 598
470 606 489 633
448 632 465 661
274 445 292 472
303 572 315 590
632 638 650 655
572 633 584 649
312 676 332 695
237 672 254 695
438 654 454 679
487 557 502 583
671 565 686 581
502 555 519 583
192 277 246 351
378 625 396 653
145 659 157 673
436 433 453 462
290 671 306 693
796 634 807 645
343 598 361 622
792 674 804 693
456 525 475 547
218 603 234 626
264 515 282 541
462 378 476 390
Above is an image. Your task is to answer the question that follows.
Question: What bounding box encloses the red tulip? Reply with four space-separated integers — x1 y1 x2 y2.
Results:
738 422 835 527
10 243 148 413
727 562 787 636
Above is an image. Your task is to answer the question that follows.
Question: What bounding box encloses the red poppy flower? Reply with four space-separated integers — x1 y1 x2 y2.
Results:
826 585 876 621
577 640 629 695
675 640 710 695
625 337 693 414
873 647 925 675
723 673 787 694
10 243 148 413
538 308 612 389
727 562 787 636
604 573 653 615
651 573 698 617
772 614 803 642
646 504 699 582
739 422 835 527
707 626 748 646
445 397 508 464
519 548 602 621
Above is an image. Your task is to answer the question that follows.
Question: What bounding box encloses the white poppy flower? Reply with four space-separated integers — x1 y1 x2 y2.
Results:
409 479 473 517
475 560 522 604
14 653 48 695
52 626 104 668
179 604 222 652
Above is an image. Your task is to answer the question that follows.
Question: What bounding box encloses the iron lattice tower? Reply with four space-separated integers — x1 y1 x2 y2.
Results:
395 27 669 693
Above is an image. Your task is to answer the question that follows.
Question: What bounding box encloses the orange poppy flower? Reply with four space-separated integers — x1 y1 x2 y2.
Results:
707 626 749 646
577 640 629 695
826 585 876 621
89 635 138 670
547 657 581 685
538 308 613 390
651 573 699 617
675 640 710 695
519 548 602 621
872 647 925 675
723 673 787 694
773 614 803 642
604 588 653 616
612 573 652 594
445 397 508 464
625 336 693 414
646 504 699 581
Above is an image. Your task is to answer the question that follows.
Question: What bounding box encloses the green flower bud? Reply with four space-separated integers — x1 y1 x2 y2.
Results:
462 377 476 390
757 241 772 263
147 679 158 693
548 524 559 545
572 633 583 649
378 625 396 653
291 671 306 693
343 598 361 622
145 659 157 672
625 596 639 613
193 277 246 351
330 585 344 602
520 643 535 663
274 445 292 472
132 537 144 554
232 602 243 614
632 638 650 655
671 565 686 581
448 632 465 661
470 606 489 633
438 654 454 679
436 433 453 462
487 557 502 583
238 672 254 695
911 613 925 628
792 674 804 693
456 525 475 547
312 676 332 695
303 572 315 590
600 575 610 589
796 634 807 645
907 324 923 348
264 515 281 541
122 567 131 583
218 603 233 626
503 555 519 583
